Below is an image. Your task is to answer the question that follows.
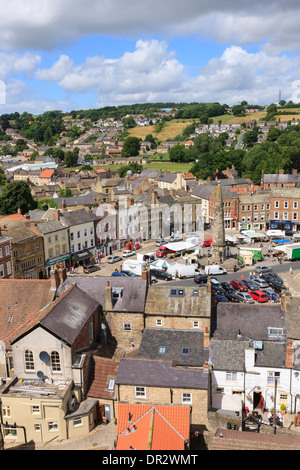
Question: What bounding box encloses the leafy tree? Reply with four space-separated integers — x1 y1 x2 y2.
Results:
59 188 73 197
118 162 143 177
0 181 37 215
121 137 141 157
169 144 189 162
232 105 246 117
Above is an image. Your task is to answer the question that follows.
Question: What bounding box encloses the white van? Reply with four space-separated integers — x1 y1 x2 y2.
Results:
167 264 201 279
205 265 227 276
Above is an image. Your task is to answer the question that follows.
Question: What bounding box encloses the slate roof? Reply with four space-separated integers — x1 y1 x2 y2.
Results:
54 192 100 209
0 279 55 348
137 328 209 366
36 220 68 235
210 338 287 372
9 284 99 346
212 303 287 341
59 208 99 226
56 276 147 313
156 173 177 183
262 173 300 184
116 358 209 390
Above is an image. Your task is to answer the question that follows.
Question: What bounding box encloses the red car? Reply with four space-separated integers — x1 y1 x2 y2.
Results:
248 290 268 303
230 279 248 292
202 238 212 247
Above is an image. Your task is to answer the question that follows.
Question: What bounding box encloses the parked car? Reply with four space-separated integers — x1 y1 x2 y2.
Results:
230 279 248 292
83 264 101 274
122 250 135 257
119 270 137 276
212 283 226 294
150 268 172 281
243 280 260 291
235 292 255 303
111 271 129 277
194 274 208 284
224 292 240 302
252 278 270 289
201 238 212 247
261 273 284 285
266 280 283 294
260 288 279 302
254 265 272 274
107 255 123 264
221 282 236 293
155 239 166 246
248 290 269 303
215 294 230 303
169 235 183 242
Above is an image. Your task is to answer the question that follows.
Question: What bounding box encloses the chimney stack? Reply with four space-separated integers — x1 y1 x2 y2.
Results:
50 268 60 291
104 281 113 311
286 340 294 368
204 326 210 349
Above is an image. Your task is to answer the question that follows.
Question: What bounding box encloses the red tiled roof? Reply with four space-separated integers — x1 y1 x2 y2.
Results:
116 404 190 450
39 169 54 178
0 279 55 348
86 356 120 400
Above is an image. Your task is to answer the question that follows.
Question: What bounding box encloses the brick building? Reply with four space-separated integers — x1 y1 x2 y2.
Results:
0 230 12 278
269 187 300 232
238 190 271 231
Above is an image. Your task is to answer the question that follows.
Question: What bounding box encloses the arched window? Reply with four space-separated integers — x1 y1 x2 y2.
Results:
25 350 34 371
50 351 61 372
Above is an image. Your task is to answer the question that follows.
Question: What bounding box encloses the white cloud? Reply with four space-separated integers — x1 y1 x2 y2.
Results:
36 54 74 81
0 52 41 80
1 0 300 54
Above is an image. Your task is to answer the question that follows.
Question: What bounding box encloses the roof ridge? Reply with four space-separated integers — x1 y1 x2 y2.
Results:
5 283 76 343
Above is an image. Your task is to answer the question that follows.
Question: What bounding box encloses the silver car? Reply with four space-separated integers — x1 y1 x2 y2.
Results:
253 278 269 289
107 255 123 264
235 292 255 303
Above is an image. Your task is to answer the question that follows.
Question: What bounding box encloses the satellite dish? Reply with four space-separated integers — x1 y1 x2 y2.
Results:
39 351 50 363
37 371 44 380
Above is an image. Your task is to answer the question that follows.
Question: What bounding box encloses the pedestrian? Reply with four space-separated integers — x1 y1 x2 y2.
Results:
290 266 293 275
268 411 273 425
241 274 244 281
249 271 252 279
271 294 275 303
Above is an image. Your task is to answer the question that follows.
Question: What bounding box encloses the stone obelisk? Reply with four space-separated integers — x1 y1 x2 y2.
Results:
212 182 226 263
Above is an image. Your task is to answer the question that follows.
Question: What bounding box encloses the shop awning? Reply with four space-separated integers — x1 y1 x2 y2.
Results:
46 253 72 267
73 251 93 262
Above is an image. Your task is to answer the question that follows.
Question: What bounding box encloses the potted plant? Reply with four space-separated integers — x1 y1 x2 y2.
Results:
280 404 286 415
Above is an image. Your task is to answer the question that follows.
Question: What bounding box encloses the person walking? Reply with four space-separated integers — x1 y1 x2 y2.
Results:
290 266 293 275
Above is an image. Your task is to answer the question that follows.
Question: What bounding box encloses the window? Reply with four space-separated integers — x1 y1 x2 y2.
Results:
274 212 279 219
48 236 52 244
182 347 189 355
48 422 58 432
156 319 162 327
108 379 115 391
84 229 88 237
77 231 81 239
70 232 74 241
123 322 132 331
0 248 2 258
2 406 11 418
182 393 192 404
226 371 237 381
192 289 199 296
89 322 93 344
193 321 199 328
268 327 284 337
267 371 280 386
158 346 166 354
5 245 9 256
34 424 41 432
275 201 279 208
0 265 4 278
294 201 298 209
31 405 40 414
7 261 11 275
284 201 288 208
293 213 298 220
135 386 146 398
50 351 61 372
73 417 83 428
77 243 81 251
283 212 288 220
25 350 35 371
170 288 184 297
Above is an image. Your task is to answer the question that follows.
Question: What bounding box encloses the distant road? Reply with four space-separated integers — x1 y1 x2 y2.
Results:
168 260 300 287
235 131 245 149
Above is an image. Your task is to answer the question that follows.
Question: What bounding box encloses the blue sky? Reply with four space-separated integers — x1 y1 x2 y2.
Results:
1 0 300 115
